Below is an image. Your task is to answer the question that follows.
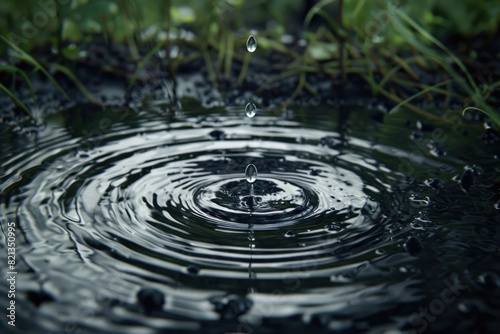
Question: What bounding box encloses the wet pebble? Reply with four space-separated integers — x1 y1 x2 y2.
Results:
209 129 225 140
425 178 444 189
477 272 500 288
404 236 422 256
427 140 446 157
309 169 321 176
210 295 253 320
460 168 474 192
26 290 54 307
296 136 306 144
187 265 200 275
137 287 165 314
319 136 338 148
481 128 499 145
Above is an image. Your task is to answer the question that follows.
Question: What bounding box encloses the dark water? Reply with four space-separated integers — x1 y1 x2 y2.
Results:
1 101 499 333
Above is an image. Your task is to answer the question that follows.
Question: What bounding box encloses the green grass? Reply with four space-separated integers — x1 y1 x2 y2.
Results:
0 0 498 125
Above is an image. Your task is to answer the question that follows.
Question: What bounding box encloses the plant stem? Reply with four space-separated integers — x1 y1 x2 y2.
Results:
338 0 346 85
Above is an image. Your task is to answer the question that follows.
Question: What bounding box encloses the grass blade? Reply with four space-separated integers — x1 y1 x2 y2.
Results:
50 63 101 105
388 80 452 114
1 36 69 99
462 107 500 127
0 64 37 105
0 83 33 119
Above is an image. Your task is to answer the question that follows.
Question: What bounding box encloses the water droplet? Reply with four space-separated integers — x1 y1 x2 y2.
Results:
246 35 257 52
245 103 257 118
245 164 257 184
284 230 295 238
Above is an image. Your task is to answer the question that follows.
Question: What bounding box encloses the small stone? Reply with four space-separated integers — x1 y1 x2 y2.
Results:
404 236 422 256
26 290 54 307
210 295 253 320
209 129 225 140
187 265 200 275
460 168 474 192
137 288 165 314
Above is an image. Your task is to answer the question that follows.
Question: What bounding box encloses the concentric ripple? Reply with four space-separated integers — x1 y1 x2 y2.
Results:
3 106 496 333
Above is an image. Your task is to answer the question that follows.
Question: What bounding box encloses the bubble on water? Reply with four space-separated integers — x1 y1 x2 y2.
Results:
246 35 257 52
245 164 257 184
245 103 257 118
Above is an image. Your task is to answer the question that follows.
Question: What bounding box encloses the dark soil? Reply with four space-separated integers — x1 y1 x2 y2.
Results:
1 34 499 128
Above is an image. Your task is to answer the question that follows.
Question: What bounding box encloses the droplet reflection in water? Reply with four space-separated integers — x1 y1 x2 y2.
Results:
246 35 257 52
245 103 257 118
245 164 258 183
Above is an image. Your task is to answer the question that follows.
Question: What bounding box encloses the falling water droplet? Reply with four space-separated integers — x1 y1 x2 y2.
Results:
245 103 257 118
246 35 257 52
245 164 257 184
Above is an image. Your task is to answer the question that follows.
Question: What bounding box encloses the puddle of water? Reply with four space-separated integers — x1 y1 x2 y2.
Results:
0 103 499 333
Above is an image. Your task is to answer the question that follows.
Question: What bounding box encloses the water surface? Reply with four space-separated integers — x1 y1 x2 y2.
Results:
1 102 499 333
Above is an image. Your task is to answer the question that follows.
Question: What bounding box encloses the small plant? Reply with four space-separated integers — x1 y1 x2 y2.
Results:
0 0 498 125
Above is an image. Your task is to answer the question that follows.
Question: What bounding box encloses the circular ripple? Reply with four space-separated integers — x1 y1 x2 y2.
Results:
0 109 455 332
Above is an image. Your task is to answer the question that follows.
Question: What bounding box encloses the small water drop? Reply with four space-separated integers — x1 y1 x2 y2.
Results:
245 103 257 118
284 230 295 238
245 164 257 184
246 35 257 52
